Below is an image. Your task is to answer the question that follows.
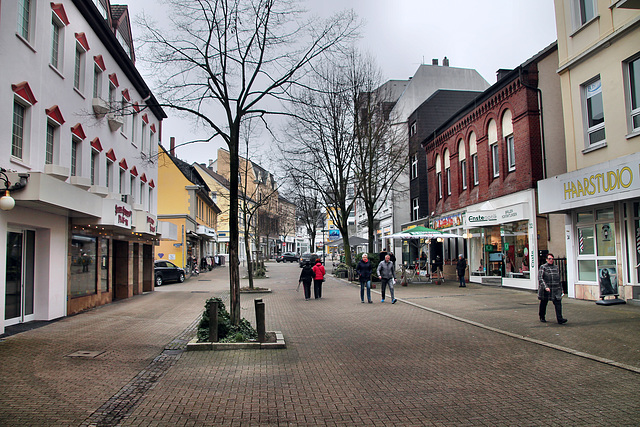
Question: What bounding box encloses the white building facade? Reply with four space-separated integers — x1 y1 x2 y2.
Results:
1 0 166 334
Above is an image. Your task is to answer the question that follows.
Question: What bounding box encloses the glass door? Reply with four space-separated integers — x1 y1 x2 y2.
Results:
5 230 35 326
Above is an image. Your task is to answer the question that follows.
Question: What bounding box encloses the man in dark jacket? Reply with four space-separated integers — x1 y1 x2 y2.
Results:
377 254 397 303
356 254 373 303
456 254 467 287
298 262 314 300
538 253 567 324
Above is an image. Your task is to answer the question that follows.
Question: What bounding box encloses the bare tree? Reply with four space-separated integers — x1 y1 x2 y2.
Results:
280 65 358 266
350 52 408 253
139 0 358 324
286 170 324 251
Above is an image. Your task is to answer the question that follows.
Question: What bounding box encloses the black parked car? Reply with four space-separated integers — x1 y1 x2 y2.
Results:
299 253 319 267
154 260 185 286
276 252 298 263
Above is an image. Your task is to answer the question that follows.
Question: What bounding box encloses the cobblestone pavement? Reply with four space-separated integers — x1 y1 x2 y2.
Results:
1 263 639 426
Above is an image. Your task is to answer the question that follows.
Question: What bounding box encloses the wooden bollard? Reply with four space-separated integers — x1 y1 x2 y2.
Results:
208 300 219 342
255 299 266 343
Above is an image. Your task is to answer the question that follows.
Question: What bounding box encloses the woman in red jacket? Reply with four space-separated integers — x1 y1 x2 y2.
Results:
312 259 326 299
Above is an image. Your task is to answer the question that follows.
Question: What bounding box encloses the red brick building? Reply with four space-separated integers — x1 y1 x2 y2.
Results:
421 43 566 291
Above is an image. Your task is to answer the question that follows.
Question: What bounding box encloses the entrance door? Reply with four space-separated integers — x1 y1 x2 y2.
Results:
5 230 35 326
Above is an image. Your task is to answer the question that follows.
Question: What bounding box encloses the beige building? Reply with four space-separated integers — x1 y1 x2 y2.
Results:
538 1 640 302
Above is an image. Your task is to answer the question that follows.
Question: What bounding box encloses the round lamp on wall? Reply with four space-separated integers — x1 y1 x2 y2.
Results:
0 190 15 211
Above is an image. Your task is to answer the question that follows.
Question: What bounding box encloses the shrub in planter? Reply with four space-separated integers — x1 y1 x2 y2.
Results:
197 297 258 343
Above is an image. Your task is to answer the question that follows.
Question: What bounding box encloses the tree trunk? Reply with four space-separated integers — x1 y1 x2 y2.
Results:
228 132 241 326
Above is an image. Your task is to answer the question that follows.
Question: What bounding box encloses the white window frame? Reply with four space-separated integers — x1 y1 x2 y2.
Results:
409 121 417 137
410 154 418 180
472 154 479 186
625 54 640 134
411 197 419 221
50 14 64 71
446 168 451 196
71 136 81 177
93 65 103 99
119 168 125 194
437 172 442 199
460 159 467 190
106 159 113 191
572 0 597 29
121 96 128 136
583 77 606 148
74 43 87 92
12 99 30 161
141 121 147 155
17 0 34 43
131 111 138 145
90 150 98 186
506 135 516 172
491 143 500 178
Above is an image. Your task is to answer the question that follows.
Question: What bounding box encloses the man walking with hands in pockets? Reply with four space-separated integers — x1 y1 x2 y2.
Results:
377 254 397 303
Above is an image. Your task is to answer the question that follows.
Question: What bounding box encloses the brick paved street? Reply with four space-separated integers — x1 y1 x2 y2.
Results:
1 262 639 426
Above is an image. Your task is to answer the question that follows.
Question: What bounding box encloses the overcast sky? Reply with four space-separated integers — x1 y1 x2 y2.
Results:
124 0 558 165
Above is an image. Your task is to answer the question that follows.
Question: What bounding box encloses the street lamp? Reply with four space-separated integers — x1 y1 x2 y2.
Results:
0 168 16 211
321 228 329 264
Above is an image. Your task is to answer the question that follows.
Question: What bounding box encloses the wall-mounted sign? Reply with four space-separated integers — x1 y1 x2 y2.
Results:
466 204 526 227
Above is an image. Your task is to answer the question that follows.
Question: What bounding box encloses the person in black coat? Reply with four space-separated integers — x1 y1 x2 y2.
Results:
356 253 373 303
456 254 467 287
298 262 314 301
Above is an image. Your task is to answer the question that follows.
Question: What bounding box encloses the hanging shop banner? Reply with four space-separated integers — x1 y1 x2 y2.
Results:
537 151 640 213
432 212 464 230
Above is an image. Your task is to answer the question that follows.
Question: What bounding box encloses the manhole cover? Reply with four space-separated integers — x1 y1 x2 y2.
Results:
191 291 209 293
66 350 104 358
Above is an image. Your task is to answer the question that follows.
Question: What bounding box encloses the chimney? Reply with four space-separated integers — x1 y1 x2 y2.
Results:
496 69 513 82
170 136 175 156
208 159 215 169
432 58 439 66
443 57 449 67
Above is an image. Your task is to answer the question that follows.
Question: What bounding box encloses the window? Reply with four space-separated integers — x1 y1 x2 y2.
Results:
491 144 500 177
106 159 113 191
92 0 108 19
458 139 467 191
70 235 98 298
149 187 154 212
409 121 417 137
410 154 418 180
12 101 27 160
149 129 156 157
131 112 138 144
576 207 617 296
17 0 33 41
130 175 136 204
627 56 640 132
472 154 479 186
93 65 103 99
506 136 516 171
50 16 63 70
141 121 147 154
121 96 128 135
575 0 596 27
74 44 86 91
584 78 605 146
71 137 80 176
411 198 419 221
119 169 125 194
437 172 442 199
140 181 145 210
444 149 451 196
90 151 98 185
46 122 60 165
435 154 442 200
108 83 116 107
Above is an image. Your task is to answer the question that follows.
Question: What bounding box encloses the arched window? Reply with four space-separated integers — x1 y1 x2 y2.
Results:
435 154 442 199
502 109 515 172
469 132 478 186
458 139 467 190
444 149 451 196
488 119 499 178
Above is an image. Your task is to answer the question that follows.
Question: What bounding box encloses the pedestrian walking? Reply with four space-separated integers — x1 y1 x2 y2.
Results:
538 253 567 324
377 254 397 303
456 254 467 287
432 255 444 281
298 261 314 300
356 253 373 303
312 259 325 299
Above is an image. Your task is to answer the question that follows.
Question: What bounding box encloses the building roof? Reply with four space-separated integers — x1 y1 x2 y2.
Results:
195 163 231 190
409 89 484 138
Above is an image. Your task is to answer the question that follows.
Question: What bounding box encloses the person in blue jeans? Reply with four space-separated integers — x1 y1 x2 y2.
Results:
377 254 397 303
356 253 373 303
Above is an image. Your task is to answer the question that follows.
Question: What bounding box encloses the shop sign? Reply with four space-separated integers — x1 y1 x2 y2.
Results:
432 213 464 229
133 210 157 234
465 204 526 227
115 204 132 227
99 199 133 229
538 151 640 213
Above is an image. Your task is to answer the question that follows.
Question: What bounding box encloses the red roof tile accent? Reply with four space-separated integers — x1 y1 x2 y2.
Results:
132 102 140 113
149 180 155 188
142 113 149 124
140 173 147 183
121 88 130 102
106 148 117 161
119 158 128 170
75 32 90 51
91 137 103 152
12 82 37 105
109 73 119 87
45 105 65 126
130 166 138 176
150 124 156 133
51 3 70 26
71 123 86 140
94 55 106 71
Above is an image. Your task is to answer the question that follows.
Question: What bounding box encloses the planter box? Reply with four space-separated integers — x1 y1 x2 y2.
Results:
186 331 285 351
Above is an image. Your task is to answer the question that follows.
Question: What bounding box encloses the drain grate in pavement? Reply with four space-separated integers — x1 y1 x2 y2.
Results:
66 350 104 358
191 290 209 293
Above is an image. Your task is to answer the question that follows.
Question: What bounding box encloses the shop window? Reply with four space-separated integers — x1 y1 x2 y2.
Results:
575 207 616 293
503 221 530 278
70 235 98 298
100 238 109 292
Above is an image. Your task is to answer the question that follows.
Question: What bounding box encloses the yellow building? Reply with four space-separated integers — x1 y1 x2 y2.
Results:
156 144 220 273
538 1 640 302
